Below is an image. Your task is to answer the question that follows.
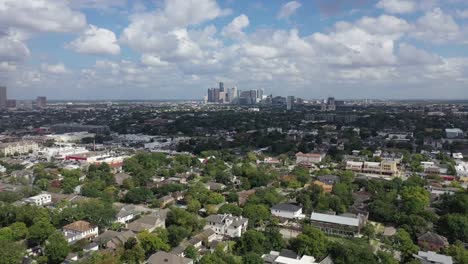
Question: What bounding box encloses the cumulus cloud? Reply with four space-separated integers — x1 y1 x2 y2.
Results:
412 8 467 44
376 0 417 14
67 25 120 55
0 35 30 62
277 1 302 19
40 63 69 74
0 0 86 33
222 14 250 39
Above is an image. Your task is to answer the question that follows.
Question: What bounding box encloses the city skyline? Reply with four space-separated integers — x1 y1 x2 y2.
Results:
1 0 468 100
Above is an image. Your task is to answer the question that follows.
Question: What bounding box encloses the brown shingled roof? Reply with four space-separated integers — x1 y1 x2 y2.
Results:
63 220 94 232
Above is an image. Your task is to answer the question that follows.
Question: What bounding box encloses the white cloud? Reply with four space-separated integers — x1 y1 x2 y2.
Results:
67 25 120 55
0 0 86 33
222 14 250 39
413 8 466 44
277 1 302 19
376 0 417 14
456 9 468 19
0 35 30 62
40 63 69 74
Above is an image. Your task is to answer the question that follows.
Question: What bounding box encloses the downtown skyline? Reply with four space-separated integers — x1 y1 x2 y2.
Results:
1 0 468 100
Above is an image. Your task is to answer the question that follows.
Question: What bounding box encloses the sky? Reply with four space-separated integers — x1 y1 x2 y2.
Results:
1 0 468 100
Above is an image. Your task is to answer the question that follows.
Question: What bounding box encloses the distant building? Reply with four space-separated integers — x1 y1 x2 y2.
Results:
287 96 295 111
271 203 303 219
345 160 399 176
445 128 464 139
16 100 33 110
63 220 98 243
0 141 39 156
204 214 248 238
0 86 6 108
24 193 52 206
310 212 367 237
6 100 16 108
413 251 453 264
36 96 47 108
296 152 325 166
321 97 336 111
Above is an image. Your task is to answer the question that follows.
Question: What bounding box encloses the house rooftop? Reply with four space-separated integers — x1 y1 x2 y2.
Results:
310 212 362 227
147 251 192 264
63 220 94 232
272 203 302 212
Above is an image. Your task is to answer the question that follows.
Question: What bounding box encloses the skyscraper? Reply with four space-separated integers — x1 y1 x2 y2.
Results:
287 96 295 110
0 86 6 109
219 82 224 92
36 96 47 108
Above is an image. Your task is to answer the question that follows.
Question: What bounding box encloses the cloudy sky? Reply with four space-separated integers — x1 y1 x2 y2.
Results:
1 0 468 100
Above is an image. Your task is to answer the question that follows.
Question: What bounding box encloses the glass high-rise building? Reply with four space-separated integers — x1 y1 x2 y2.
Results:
0 86 6 109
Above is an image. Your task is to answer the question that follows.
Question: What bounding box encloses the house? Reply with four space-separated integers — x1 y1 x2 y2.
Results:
296 152 325 166
23 193 52 206
417 232 449 251
263 249 320 264
114 172 131 186
125 209 168 233
158 195 176 208
171 228 218 257
204 214 248 238
115 205 140 224
310 212 367 237
94 230 136 250
445 128 463 139
147 251 193 264
62 220 98 243
413 251 453 264
205 182 226 191
271 204 304 219
237 189 255 206
317 175 340 185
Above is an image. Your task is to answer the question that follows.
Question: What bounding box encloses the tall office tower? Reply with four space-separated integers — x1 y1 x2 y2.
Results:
227 86 238 103
257 89 264 102
0 86 6 109
287 96 295 110
36 96 47 108
219 82 225 92
327 97 335 106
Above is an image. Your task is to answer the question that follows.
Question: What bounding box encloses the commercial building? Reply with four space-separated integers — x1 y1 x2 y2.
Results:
0 141 39 156
36 96 47 108
321 97 336 111
345 160 400 176
287 96 295 110
310 212 367 237
445 128 464 139
0 86 6 108
296 152 326 166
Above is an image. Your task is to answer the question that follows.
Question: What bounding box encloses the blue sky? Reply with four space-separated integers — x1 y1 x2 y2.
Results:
0 0 468 100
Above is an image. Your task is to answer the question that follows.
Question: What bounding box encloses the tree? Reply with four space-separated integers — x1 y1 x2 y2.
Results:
28 218 55 245
137 231 170 257
0 227 13 241
218 204 242 216
80 199 116 229
184 245 199 260
0 240 24 264
437 214 468 243
376 251 398 264
243 204 270 228
124 187 154 204
226 192 239 203
166 208 204 233
167 226 191 247
9 222 28 241
393 229 419 261
45 232 70 264
401 186 429 214
235 230 267 255
242 252 263 264
445 240 468 264
121 237 145 264
289 226 328 260
330 240 377 264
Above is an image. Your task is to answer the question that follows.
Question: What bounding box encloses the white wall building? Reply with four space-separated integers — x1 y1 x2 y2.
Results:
24 193 52 206
205 214 248 238
0 141 39 156
271 204 304 219
63 220 99 243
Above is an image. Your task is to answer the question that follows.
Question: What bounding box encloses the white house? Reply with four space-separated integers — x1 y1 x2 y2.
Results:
115 205 139 224
296 152 325 166
205 214 248 238
24 193 52 206
63 220 99 243
271 204 304 219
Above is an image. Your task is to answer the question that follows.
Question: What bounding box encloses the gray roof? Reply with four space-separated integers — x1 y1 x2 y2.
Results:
271 203 302 212
310 212 361 227
117 205 137 218
147 251 192 264
415 251 453 264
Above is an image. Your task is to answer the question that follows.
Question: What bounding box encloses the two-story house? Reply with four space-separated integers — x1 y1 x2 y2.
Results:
63 220 98 243
204 214 248 238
